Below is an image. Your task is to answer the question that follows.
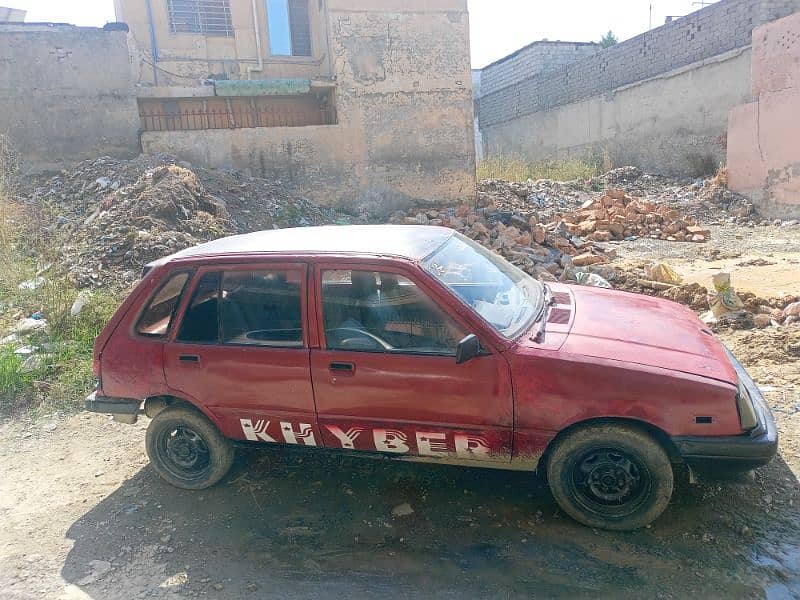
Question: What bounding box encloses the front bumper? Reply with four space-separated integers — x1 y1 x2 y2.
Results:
85 391 141 424
673 349 778 472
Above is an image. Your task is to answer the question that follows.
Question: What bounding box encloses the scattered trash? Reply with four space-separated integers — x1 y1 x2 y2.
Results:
17 276 46 291
575 272 612 288
644 263 683 285
708 273 745 318
70 291 92 317
22 154 350 288
12 317 48 334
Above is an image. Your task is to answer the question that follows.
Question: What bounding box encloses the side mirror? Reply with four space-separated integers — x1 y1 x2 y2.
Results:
456 334 481 365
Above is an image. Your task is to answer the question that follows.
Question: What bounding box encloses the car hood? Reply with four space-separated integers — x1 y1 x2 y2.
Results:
556 285 737 384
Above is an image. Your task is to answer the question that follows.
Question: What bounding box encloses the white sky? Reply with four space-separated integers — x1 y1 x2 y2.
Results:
4 0 718 68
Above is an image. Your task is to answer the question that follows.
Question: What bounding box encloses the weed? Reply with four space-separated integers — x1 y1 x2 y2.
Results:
477 156 602 182
0 151 124 414
0 345 36 410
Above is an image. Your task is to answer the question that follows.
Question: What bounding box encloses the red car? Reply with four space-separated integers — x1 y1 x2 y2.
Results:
86 225 777 530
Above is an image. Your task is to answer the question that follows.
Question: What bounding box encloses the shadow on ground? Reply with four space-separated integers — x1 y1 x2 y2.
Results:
62 448 800 599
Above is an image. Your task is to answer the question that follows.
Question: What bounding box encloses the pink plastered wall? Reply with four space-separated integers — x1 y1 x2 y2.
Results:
727 11 800 218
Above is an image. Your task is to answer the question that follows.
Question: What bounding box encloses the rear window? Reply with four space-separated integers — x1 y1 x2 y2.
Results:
136 272 190 337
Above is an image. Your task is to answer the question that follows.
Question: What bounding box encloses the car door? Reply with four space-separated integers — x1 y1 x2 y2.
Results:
164 262 322 446
310 262 514 463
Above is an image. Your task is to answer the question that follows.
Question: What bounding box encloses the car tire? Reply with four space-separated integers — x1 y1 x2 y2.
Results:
145 405 234 490
546 423 674 531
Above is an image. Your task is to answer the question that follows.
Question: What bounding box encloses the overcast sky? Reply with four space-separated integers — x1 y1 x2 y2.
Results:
6 0 717 68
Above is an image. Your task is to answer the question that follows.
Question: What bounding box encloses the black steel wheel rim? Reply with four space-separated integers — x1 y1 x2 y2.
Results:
157 425 211 482
567 446 652 519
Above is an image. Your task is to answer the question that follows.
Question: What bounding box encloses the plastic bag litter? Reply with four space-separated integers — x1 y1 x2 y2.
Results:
575 272 612 288
70 291 92 317
707 272 744 317
644 262 682 285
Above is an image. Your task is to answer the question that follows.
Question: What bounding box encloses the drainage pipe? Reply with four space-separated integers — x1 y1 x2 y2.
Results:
144 0 160 85
246 0 265 79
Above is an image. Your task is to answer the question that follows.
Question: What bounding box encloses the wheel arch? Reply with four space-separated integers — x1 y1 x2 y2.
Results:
144 394 220 428
540 417 682 471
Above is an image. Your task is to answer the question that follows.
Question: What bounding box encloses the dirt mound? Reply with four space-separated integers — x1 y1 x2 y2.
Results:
20 155 346 288
725 326 800 368
59 164 234 286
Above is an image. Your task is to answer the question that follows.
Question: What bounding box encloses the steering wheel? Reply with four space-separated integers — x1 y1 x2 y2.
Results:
327 327 394 351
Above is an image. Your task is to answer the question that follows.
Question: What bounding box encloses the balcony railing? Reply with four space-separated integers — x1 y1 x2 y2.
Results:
139 105 337 132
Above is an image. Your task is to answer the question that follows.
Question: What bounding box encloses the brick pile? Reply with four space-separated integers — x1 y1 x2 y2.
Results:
561 189 711 243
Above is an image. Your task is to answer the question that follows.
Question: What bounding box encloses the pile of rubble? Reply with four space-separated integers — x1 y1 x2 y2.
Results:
390 180 709 281
561 189 711 242
20 155 347 287
391 203 614 281
58 164 235 287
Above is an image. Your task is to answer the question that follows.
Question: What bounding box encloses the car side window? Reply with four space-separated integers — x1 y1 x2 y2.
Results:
220 270 303 347
177 269 304 347
136 272 190 337
321 270 465 355
177 272 220 343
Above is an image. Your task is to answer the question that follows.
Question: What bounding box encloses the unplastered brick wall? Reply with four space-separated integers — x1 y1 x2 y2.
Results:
480 0 800 127
479 41 600 97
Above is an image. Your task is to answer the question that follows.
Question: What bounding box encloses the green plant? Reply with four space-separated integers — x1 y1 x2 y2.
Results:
477 156 602 183
0 345 37 411
0 133 19 197
600 31 618 48
1 186 125 413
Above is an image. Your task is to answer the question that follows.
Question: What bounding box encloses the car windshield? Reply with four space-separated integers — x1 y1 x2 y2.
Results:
422 233 544 339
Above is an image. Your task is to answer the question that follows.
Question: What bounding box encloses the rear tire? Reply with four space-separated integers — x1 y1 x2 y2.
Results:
145 405 234 490
546 423 673 530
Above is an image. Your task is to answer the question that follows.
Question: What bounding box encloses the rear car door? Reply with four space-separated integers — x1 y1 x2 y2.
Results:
164 262 321 446
310 262 514 463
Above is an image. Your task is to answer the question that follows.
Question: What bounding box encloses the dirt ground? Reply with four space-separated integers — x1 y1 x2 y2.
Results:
1 225 799 599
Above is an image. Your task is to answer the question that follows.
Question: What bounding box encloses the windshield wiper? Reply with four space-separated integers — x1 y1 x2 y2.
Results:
531 283 555 344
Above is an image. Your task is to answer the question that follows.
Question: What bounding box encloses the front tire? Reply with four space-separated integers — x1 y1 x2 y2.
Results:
145 405 234 490
546 423 674 530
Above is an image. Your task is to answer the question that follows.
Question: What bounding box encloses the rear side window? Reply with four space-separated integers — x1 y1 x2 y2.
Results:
177 272 221 343
176 269 304 347
136 272 190 337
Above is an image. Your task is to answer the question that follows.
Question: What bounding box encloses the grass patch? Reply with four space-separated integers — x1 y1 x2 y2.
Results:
477 156 602 182
0 163 124 414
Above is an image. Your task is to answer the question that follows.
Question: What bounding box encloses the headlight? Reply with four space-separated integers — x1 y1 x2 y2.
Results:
736 381 758 430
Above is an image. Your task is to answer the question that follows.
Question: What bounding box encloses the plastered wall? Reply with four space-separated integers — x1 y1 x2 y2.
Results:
478 0 800 178
0 24 140 172
142 0 477 210
727 11 800 218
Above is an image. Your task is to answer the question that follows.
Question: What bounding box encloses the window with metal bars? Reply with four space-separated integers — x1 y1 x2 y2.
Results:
267 0 312 56
167 0 234 37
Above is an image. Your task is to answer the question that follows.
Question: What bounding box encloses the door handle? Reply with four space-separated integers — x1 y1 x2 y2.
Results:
329 362 355 374
179 354 200 364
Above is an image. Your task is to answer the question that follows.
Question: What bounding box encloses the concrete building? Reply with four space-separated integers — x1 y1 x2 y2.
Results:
114 0 477 211
0 6 26 22
477 0 800 191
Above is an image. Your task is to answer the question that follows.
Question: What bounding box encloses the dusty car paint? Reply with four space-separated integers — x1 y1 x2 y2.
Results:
91 225 775 473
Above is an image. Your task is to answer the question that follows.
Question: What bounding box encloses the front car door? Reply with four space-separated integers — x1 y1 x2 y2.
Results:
164 262 322 446
309 261 514 465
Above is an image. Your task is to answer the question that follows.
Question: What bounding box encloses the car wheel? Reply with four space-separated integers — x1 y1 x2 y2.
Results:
546 423 673 530
145 405 234 490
